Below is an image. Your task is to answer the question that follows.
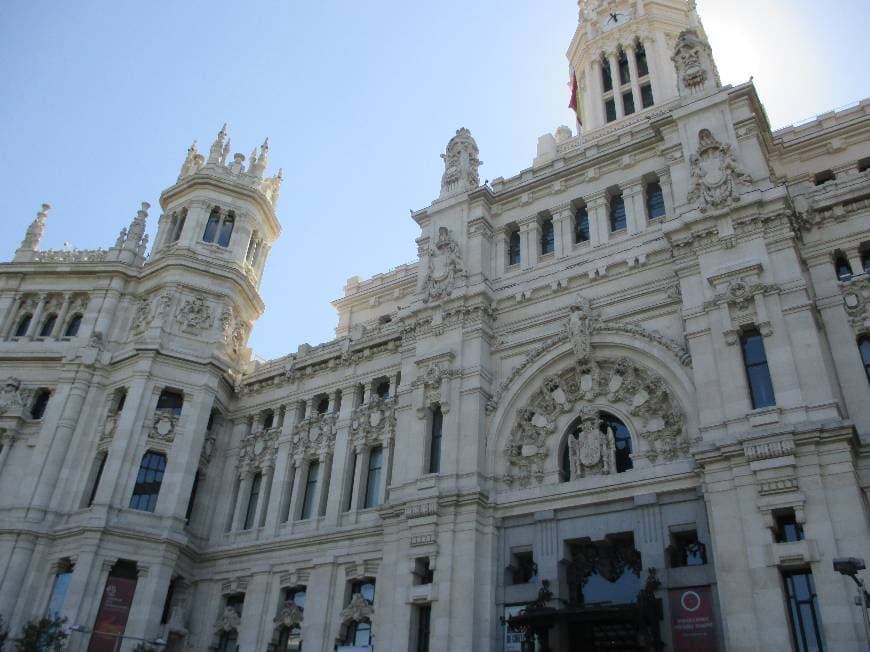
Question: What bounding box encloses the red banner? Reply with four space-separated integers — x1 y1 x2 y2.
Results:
88 575 137 651
669 586 718 652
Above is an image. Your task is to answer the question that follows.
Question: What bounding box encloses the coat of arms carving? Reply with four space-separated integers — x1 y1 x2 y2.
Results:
423 227 466 303
687 129 752 212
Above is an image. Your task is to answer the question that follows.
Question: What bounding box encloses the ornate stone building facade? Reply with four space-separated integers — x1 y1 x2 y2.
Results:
1 1 869 650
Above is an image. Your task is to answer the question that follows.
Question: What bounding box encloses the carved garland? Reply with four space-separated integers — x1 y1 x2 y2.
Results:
350 396 397 448
291 412 337 459
238 427 280 472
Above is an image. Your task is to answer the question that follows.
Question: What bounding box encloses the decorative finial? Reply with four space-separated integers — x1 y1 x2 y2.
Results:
250 137 269 178
208 124 229 165
18 203 51 252
178 140 199 179
439 128 482 198
123 201 150 252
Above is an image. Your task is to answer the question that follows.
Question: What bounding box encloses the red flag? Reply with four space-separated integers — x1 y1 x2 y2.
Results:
568 73 582 126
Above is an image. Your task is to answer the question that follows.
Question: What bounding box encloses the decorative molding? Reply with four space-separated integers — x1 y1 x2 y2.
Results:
841 276 870 334
239 426 279 472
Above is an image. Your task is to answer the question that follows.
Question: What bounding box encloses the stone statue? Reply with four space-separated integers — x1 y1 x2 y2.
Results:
0 378 24 415
672 30 720 96
19 204 50 252
440 128 482 198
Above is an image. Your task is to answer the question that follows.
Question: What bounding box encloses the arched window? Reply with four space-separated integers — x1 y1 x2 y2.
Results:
540 218 555 255
618 50 630 85
859 336 870 384
203 208 221 243
508 229 521 266
64 313 83 337
635 42 649 76
38 313 57 338
428 405 443 474
217 212 235 247
834 252 853 281
561 411 633 480
30 389 51 419
130 451 167 512
609 192 627 232
14 313 32 337
646 181 666 220
574 205 590 243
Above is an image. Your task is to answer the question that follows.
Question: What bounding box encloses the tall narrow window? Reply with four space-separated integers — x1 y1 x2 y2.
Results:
783 571 826 652
540 218 555 255
243 472 262 530
601 58 613 92
622 91 635 116
130 451 167 512
605 98 617 123
609 193 627 231
364 446 383 508
414 604 432 652
603 412 633 473
14 313 32 337
300 461 319 520
262 409 275 430
30 390 51 419
635 42 649 76
646 181 666 220
574 205 590 243
203 208 221 243
376 380 390 400
429 406 443 474
641 84 654 108
508 229 521 266
741 328 776 409
46 559 74 618
39 313 57 337
185 471 200 524
217 212 235 247
344 452 358 512
858 336 870 384
834 253 853 281
64 313 83 337
618 50 630 85
170 209 186 243
87 453 107 507
156 389 184 417
316 395 330 414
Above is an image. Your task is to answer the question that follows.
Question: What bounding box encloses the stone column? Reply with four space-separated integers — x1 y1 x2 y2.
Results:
0 292 19 339
233 470 254 531
585 60 601 129
324 388 355 523
59 545 98 633
348 444 366 513
624 44 643 112
287 456 306 523
52 294 72 338
313 452 331 518
25 294 46 339
0 534 36 623
266 407 296 532
256 463 275 528
520 221 536 270
92 277 125 341
623 181 646 235
122 561 176 649
0 435 14 475
658 168 675 219
378 435 393 506
553 206 572 258
607 52 623 119
495 231 507 276
587 192 608 247
238 571 271 650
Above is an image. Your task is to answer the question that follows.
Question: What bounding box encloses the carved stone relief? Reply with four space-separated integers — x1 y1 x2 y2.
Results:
340 592 374 626
704 270 778 344
423 227 466 303
239 426 279 472
672 30 720 95
351 396 396 448
687 129 752 212
148 413 178 443
0 378 25 416
842 276 870 334
440 127 481 197
274 601 304 628
176 295 214 333
292 412 337 458
216 606 241 633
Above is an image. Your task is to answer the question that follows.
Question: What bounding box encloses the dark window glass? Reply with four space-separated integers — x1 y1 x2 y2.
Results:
39 313 57 337
622 91 635 116
569 534 641 606
114 390 127 415
415 604 432 652
775 511 804 543
741 329 776 409
646 181 666 219
130 451 167 512
814 170 835 186
156 389 184 417
300 461 319 519
217 630 238 652
185 472 200 524
603 412 633 473
14 313 32 337
344 452 357 512
605 99 617 123
783 571 826 652
87 453 107 507
641 84 654 108
203 208 221 243
540 219 555 255
618 51 630 85
217 213 235 247
30 390 50 419
262 409 274 430
317 396 329 414
160 577 177 624
364 446 383 508
414 557 434 585
859 158 870 173
511 551 537 585
574 206 590 243
347 621 371 647
243 473 261 530
508 230 521 266
64 314 83 337
668 531 707 567
429 406 443 474
609 193 627 231
376 381 390 399
635 43 649 76
862 249 870 273
171 210 186 242
601 59 613 92
860 336 870 384
834 254 853 281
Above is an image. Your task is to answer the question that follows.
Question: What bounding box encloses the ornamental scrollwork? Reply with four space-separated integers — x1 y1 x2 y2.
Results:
238 427 279 472
687 129 752 212
292 412 337 458
148 412 178 443
274 601 304 628
176 295 214 333
423 227 466 303
350 396 396 447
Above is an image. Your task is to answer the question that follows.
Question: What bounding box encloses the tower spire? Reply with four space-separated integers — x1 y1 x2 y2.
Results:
18 203 51 252
208 124 228 165
250 138 269 178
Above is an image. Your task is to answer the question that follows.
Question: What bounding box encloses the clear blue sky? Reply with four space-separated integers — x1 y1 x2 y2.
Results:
2 0 868 360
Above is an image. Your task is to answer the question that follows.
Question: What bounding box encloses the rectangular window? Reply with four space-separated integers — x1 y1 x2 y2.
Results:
130 451 167 512
300 461 319 520
668 530 707 567
87 452 108 507
508 230 521 266
609 193 627 232
622 91 635 116
429 407 443 474
415 604 432 652
774 510 804 543
540 218 555 255
156 389 184 417
605 98 617 123
601 60 613 92
364 446 383 509
46 562 74 618
618 52 630 85
511 550 537 585
783 571 826 652
641 84 654 108
740 328 776 409
243 472 262 530
635 45 649 77
646 181 666 219
574 205 590 243
344 451 358 511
